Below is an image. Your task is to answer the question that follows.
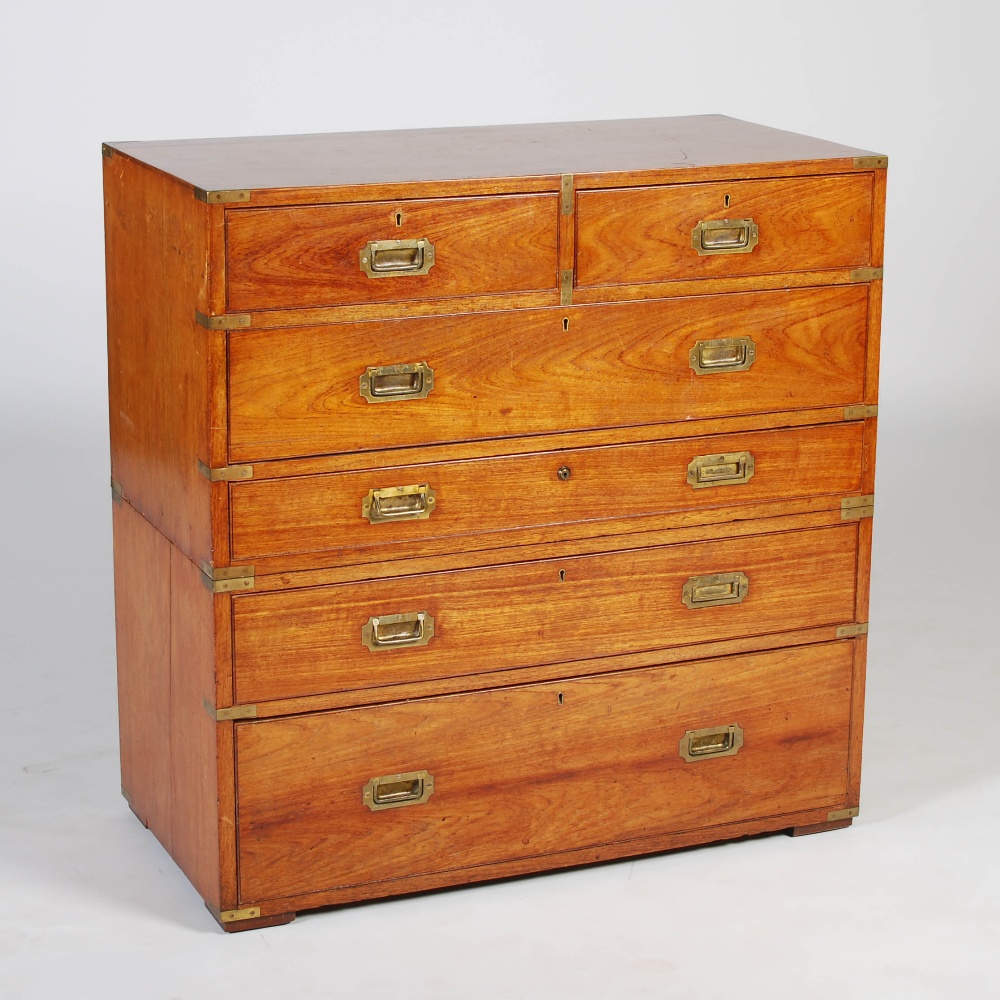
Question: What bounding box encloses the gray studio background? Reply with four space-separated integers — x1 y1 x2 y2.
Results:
2 1 997 996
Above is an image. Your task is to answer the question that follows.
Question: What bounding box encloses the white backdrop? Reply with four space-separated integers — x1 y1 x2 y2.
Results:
1 2 998 997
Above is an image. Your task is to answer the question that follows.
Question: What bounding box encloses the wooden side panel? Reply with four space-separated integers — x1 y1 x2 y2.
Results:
236 641 854 901
169 548 222 909
226 194 559 311
230 422 864 565
233 523 858 703
113 499 172 842
576 174 873 287
228 285 869 462
103 152 218 565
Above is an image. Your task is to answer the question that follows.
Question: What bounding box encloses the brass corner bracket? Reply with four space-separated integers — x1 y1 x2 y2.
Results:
841 495 875 520
199 562 255 594
853 155 887 169
836 623 870 638
197 459 253 482
194 309 251 331
110 477 124 504
844 404 878 420
102 143 115 159
828 806 860 821
193 187 251 205
203 697 258 722
850 267 884 282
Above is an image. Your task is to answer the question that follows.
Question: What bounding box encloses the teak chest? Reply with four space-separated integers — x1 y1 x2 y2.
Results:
103 116 885 931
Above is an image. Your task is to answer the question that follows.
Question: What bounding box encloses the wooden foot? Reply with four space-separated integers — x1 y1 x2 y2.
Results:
789 818 853 837
207 904 296 932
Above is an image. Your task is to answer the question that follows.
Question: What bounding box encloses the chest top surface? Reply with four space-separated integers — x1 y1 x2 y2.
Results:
104 115 881 193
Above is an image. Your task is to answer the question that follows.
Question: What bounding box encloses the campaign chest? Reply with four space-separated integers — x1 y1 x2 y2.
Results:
103 116 885 931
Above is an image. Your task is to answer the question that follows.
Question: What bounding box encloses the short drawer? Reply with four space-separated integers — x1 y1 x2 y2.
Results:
228 284 869 462
232 522 859 704
226 194 559 311
235 640 854 901
576 174 873 287
230 422 864 565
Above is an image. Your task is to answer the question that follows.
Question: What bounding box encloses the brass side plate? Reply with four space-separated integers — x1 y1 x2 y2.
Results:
220 907 261 922
849 267 883 282
836 623 869 638
687 451 755 489
841 495 875 520
359 361 434 403
828 806 860 821
363 769 435 811
362 611 435 652
844 404 878 419
360 238 435 278
362 483 436 524
193 188 251 205
194 309 251 330
679 724 745 763
682 572 749 609
689 336 756 375
197 459 253 482
691 218 759 256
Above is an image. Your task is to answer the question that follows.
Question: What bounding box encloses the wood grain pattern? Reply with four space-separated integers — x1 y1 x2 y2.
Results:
103 152 219 567
576 174 873 287
235 641 853 901
230 422 864 566
107 116 879 195
233 523 858 704
226 194 558 311
228 285 868 462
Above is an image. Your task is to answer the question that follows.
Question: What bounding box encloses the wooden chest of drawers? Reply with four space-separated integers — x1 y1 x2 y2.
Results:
103 116 885 932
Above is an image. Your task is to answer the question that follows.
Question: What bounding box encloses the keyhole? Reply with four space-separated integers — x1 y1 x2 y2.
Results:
558 569 566 582
724 193 731 209
394 212 403 227
558 692 564 705
562 317 570 331
557 466 571 481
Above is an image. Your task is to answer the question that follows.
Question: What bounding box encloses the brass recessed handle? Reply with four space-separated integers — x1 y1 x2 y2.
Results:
363 769 435 810
687 451 755 489
679 724 744 762
360 238 436 277
359 361 434 403
362 611 435 651
691 218 759 256
682 572 749 609
362 484 436 524
689 336 756 374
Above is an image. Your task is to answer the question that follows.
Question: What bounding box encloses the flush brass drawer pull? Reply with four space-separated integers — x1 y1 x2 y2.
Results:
687 451 755 489
363 769 435 811
362 611 435 651
362 484 436 524
360 238 436 277
679 724 744 762
689 336 756 374
359 361 434 403
691 218 759 256
682 571 749 609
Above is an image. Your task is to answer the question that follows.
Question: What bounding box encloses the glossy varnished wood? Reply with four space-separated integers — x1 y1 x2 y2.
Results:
235 641 854 901
230 421 864 567
228 285 869 462
226 194 559 311
232 522 858 704
576 174 873 287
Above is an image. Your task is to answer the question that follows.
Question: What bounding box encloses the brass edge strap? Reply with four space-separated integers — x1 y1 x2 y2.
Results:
849 267 883 281
560 270 573 306
828 807 860 821
836 623 870 638
193 187 251 204
194 309 251 331
197 459 253 482
203 697 258 722
852 155 888 169
560 173 574 215
199 562 255 593
844 404 878 419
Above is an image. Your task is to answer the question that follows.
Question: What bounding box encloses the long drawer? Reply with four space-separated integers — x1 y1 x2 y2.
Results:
235 641 854 901
228 285 869 462
576 174 873 287
232 522 859 704
230 422 864 565
226 194 559 311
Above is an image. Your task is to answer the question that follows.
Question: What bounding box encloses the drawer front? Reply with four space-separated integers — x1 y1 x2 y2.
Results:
576 174 873 287
228 285 868 462
236 641 854 901
231 422 864 564
226 194 559 311
233 523 858 703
